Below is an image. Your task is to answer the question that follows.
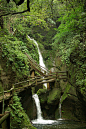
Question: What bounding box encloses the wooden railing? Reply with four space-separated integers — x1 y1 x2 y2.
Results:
0 111 10 129
0 71 67 103
0 71 67 129
25 53 50 75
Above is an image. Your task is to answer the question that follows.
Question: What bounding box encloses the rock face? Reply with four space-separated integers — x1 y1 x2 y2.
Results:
75 88 86 121
37 88 61 119
47 88 61 104
18 87 37 120
36 86 86 121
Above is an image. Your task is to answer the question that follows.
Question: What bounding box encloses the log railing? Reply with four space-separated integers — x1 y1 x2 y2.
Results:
0 71 67 102
0 71 67 129
0 111 10 129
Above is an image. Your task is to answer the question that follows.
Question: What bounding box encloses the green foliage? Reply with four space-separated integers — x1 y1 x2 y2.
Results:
37 89 47 96
0 30 39 79
52 0 86 102
61 83 71 103
8 93 36 129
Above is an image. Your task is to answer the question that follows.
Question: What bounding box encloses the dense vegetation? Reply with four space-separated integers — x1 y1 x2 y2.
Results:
52 0 86 104
0 0 86 127
8 93 36 129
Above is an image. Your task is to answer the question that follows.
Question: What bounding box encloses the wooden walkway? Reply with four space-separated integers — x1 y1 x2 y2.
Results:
0 53 67 102
0 53 68 129
0 72 67 102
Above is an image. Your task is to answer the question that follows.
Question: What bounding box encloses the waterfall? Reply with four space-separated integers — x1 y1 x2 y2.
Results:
28 36 47 88
32 94 57 124
58 96 63 120
27 36 62 124
32 94 43 120
59 99 61 119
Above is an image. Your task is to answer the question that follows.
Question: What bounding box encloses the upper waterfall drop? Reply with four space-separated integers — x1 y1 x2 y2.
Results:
28 35 47 88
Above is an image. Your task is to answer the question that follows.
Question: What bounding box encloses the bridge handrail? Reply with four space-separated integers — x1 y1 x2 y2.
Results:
0 71 67 95
25 53 50 73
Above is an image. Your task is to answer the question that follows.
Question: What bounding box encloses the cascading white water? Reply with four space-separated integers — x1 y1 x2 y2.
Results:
58 96 63 120
27 36 62 124
32 94 43 120
32 94 57 124
59 98 62 119
28 36 47 88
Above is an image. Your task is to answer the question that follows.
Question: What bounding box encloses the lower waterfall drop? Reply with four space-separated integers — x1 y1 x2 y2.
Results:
32 94 57 124
32 94 43 120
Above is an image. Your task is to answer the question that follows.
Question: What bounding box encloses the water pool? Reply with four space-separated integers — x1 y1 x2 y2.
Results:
32 120 86 129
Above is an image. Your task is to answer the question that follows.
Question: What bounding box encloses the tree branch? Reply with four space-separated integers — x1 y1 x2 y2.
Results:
0 9 29 17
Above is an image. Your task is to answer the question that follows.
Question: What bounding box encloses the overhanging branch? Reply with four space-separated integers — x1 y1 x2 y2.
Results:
0 9 29 17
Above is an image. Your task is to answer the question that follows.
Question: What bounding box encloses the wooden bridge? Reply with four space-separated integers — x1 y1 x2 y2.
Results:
0 53 68 129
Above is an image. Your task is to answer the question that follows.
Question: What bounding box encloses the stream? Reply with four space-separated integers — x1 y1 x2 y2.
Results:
32 121 86 129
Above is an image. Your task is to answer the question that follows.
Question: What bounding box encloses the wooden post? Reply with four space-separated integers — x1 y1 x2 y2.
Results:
54 73 57 88
55 72 59 88
47 83 50 89
1 111 10 129
31 69 35 95
36 78 37 85
31 70 34 77
9 85 15 106
12 85 14 95
2 81 4 114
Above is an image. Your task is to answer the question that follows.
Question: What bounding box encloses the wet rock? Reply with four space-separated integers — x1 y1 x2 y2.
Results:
47 88 61 105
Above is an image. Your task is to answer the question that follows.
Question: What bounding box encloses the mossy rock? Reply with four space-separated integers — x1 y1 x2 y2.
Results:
37 89 48 103
47 88 61 104
37 89 47 96
40 94 47 103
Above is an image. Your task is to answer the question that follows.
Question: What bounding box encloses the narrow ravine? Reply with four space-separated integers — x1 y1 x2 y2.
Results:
28 36 62 124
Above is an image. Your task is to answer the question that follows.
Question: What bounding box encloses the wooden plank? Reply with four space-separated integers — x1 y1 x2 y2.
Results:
1 112 10 129
37 78 55 85
59 78 67 79
0 114 4 117
37 76 56 82
25 53 50 73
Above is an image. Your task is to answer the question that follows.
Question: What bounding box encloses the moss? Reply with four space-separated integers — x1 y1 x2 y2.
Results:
40 94 47 103
7 93 36 129
47 88 61 104
37 89 48 103
37 89 47 96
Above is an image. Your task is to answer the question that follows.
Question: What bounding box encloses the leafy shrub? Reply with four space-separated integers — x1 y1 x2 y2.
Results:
8 93 36 129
